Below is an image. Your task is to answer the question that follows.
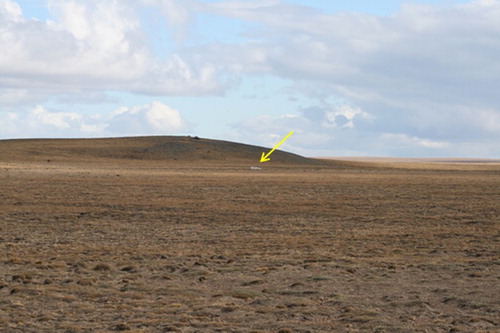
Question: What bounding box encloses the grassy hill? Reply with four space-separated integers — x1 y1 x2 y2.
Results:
0 136 324 166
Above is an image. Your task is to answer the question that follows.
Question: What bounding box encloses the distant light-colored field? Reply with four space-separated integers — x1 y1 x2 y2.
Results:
319 156 500 164
316 156 500 171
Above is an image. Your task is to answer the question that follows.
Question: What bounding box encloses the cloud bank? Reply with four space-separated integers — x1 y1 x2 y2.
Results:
0 0 222 106
0 101 190 138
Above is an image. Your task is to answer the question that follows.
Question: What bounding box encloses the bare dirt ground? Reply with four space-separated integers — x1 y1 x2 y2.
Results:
0 138 499 332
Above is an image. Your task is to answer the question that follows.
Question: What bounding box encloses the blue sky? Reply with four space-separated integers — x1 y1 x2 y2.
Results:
1 0 499 158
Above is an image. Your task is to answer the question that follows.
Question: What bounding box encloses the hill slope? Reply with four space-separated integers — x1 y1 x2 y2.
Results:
0 136 323 166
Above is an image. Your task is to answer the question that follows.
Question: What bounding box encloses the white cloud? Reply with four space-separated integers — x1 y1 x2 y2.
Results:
231 103 371 155
0 101 189 138
142 0 199 43
108 101 190 134
1 1 147 76
30 105 80 129
0 105 104 138
322 105 371 129
0 1 146 94
0 0 223 106
0 0 22 21
146 101 185 130
0 89 42 106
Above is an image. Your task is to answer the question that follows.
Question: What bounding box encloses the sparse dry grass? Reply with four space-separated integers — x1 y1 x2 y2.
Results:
0 138 499 332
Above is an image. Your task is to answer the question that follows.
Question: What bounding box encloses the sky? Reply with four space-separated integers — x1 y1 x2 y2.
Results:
1 0 499 158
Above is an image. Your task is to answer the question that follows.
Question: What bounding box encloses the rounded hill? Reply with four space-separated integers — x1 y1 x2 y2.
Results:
0 136 325 166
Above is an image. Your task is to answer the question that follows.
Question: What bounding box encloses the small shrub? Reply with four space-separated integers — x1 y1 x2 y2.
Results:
93 263 111 271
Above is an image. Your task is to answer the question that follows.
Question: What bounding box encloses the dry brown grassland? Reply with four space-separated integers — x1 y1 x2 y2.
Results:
0 139 499 332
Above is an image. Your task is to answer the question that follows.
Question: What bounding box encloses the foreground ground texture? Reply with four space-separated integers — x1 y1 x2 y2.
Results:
0 158 499 332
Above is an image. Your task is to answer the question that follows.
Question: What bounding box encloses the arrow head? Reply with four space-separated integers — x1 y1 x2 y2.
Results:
260 152 271 163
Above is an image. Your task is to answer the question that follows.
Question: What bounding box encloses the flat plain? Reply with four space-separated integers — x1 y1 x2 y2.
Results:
0 137 499 332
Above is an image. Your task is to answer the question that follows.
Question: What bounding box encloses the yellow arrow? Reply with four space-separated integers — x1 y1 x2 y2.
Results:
260 131 294 163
